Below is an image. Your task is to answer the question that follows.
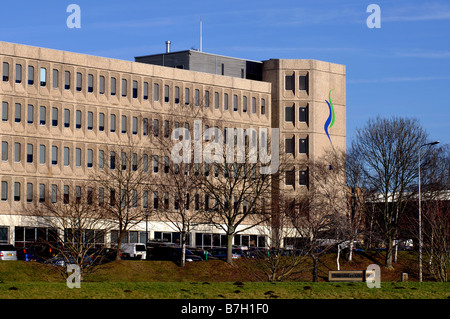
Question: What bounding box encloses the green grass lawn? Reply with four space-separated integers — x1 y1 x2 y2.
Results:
0 254 448 299
0 281 448 299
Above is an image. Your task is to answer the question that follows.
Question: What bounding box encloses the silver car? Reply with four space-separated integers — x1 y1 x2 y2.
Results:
0 244 18 261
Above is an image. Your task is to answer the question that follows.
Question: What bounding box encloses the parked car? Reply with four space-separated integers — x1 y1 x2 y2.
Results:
150 246 202 263
16 247 39 261
86 247 130 264
121 243 147 260
44 254 74 267
206 248 245 259
0 244 17 261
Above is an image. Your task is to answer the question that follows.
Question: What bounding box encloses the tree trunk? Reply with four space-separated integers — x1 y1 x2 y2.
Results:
312 255 319 282
180 232 186 267
348 240 354 262
226 233 234 264
385 236 393 268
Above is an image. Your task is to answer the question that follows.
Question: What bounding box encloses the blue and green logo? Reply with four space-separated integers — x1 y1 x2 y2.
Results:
324 89 335 146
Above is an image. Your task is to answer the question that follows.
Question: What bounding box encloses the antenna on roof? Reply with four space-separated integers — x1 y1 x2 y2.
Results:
200 16 203 52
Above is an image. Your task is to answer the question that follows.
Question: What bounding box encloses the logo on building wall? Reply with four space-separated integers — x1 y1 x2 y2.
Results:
324 89 335 147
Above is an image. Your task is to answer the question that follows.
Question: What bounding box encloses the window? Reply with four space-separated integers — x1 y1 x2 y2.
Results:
27 104 33 124
224 93 229 110
88 74 93 93
153 155 158 173
110 151 116 169
154 83 159 101
164 85 169 102
184 88 190 105
87 149 93 168
233 94 238 112
39 184 45 202
27 144 33 163
153 119 159 137
63 109 70 128
221 63 225 75
14 142 21 162
174 86 180 104
261 98 266 115
64 147 69 166
51 184 57 203
98 150 104 169
26 183 33 203
242 96 247 113
299 138 308 155
285 137 294 154
110 114 116 132
285 75 294 91
15 103 21 123
214 92 219 109
164 120 169 138
99 76 105 94
64 71 70 90
2 102 8 121
132 80 138 99
40 68 47 86
75 110 81 129
143 191 148 209
99 113 105 131
122 79 127 97
132 117 137 135
299 106 308 123
28 66 34 85
39 106 46 125
1 141 7 161
299 74 308 91
98 187 104 205
143 154 148 172
299 169 308 186
76 72 82 91
52 107 58 126
87 111 93 130
143 82 148 100
2 62 9 81
143 118 148 136
285 170 295 186
252 97 256 114
75 148 81 167
285 106 294 123
110 77 116 96
153 191 158 209
132 153 137 171
63 185 70 204
204 91 209 108
52 69 59 88
194 89 200 107
1 181 7 201
121 152 126 170
164 156 169 173
15 64 22 84
39 145 45 164
121 115 127 134
51 146 57 165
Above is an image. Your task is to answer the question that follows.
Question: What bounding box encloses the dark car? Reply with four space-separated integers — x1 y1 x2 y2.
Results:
150 246 202 263
206 248 245 259
16 247 39 261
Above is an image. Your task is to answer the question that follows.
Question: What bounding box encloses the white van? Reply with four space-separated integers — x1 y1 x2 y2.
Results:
121 243 147 260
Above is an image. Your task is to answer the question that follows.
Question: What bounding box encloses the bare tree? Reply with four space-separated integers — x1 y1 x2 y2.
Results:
92 138 152 260
29 184 112 276
351 116 429 268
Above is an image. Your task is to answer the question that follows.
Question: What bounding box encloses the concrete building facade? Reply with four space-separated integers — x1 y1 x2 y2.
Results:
0 41 345 249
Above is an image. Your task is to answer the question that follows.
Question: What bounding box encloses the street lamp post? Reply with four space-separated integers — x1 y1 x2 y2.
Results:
418 140 439 282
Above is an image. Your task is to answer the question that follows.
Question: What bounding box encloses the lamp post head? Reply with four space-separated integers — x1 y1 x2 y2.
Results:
429 141 440 146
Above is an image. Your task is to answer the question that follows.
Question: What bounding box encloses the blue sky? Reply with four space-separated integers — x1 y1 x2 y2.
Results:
1 0 449 147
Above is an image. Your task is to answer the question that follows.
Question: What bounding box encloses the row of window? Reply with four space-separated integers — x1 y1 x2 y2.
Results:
285 137 309 155
285 74 309 92
0 181 263 215
285 169 309 187
285 105 308 124
2 62 267 115
0 225 267 249
1 101 268 141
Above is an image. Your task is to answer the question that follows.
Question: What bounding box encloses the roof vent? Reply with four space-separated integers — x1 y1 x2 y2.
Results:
165 41 171 53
